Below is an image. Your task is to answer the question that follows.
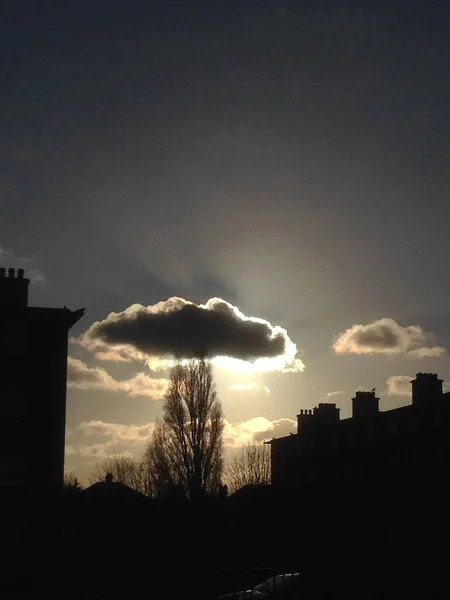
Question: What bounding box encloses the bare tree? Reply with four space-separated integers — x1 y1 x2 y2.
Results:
142 422 181 499
144 357 224 500
226 442 271 494
88 454 148 494
63 472 83 493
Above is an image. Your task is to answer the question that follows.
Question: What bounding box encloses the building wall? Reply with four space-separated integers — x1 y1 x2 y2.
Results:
271 377 450 512
0 269 83 507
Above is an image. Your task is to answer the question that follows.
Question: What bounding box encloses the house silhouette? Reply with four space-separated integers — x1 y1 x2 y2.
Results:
0 266 84 593
269 373 449 499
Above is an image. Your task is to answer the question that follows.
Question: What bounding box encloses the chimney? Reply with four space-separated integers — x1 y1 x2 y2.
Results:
313 402 340 422
352 391 379 419
297 408 313 433
0 267 30 308
411 373 443 406
297 403 340 433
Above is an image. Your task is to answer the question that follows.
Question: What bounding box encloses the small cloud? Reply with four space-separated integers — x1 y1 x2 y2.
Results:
223 416 296 447
65 443 113 459
323 390 343 398
408 347 446 359
333 318 446 358
74 296 305 373
65 420 157 462
230 383 270 394
0 245 45 283
387 374 450 396
386 375 413 396
93 349 135 363
27 269 46 284
77 420 155 444
253 418 297 442
67 357 168 400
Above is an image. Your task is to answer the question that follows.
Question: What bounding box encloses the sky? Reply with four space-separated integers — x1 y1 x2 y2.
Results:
1 0 450 484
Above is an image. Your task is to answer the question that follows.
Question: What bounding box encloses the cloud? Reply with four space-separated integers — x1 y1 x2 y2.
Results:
323 390 343 398
74 296 305 373
252 418 297 442
408 347 446 358
386 375 413 396
229 383 270 394
78 420 155 444
65 420 157 462
65 416 297 482
27 269 46 283
71 416 297 453
65 443 114 459
93 346 151 364
333 318 446 358
387 375 450 396
0 245 46 283
223 416 296 447
67 357 169 400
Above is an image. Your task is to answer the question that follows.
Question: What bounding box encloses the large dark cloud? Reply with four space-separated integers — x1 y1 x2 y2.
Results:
78 297 294 362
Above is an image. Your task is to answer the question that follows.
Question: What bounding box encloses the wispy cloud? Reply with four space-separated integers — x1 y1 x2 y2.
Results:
27 268 46 283
0 245 46 283
386 374 450 396
333 318 446 358
67 357 169 400
323 390 343 398
223 416 296 446
65 419 157 461
386 375 413 396
66 415 297 467
229 382 270 394
78 420 155 443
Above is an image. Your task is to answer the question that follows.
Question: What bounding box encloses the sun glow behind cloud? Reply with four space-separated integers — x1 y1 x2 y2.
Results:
213 354 304 374
229 382 270 394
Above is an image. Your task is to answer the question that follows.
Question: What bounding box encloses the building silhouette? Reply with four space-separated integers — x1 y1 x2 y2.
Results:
263 373 450 594
0 267 83 556
270 373 449 508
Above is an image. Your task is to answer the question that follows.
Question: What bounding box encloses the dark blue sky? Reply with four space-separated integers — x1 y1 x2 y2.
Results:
2 1 449 481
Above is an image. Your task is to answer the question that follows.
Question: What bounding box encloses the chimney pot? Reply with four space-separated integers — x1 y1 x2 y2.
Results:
0 266 30 307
